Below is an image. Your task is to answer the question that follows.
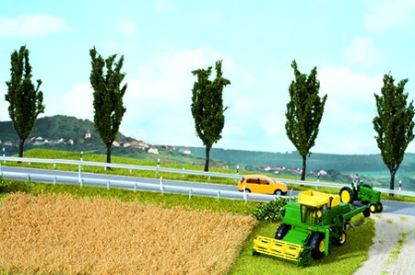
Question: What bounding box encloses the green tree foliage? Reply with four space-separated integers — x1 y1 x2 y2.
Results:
191 60 230 171
5 45 45 158
285 60 327 180
373 74 415 192
89 47 127 164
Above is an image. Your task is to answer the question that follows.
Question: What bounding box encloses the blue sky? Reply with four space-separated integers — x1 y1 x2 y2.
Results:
1 0 415 154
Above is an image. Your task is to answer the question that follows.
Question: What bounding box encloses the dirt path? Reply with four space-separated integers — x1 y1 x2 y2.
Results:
354 213 415 275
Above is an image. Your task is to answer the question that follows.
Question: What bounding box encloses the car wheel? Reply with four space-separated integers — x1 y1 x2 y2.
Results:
274 189 282 196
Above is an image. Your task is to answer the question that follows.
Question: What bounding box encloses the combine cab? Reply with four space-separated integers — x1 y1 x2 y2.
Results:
252 190 370 266
339 181 382 213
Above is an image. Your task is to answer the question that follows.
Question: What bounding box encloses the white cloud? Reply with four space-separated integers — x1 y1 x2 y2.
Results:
45 83 93 120
0 14 69 37
117 19 137 37
121 47 229 144
343 37 379 67
153 0 175 13
314 65 383 154
365 0 415 32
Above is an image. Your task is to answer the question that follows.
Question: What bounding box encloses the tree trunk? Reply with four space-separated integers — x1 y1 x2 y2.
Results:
18 138 25 158
106 142 112 164
389 168 396 197
301 155 306 181
204 146 211 172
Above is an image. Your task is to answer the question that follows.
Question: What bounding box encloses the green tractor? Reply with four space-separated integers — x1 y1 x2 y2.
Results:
252 190 370 266
339 180 382 213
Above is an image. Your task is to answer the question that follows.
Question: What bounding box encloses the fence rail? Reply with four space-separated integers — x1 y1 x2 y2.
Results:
0 170 293 203
1 155 415 198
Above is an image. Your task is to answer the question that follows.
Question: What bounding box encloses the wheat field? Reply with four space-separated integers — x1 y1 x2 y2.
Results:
0 193 256 274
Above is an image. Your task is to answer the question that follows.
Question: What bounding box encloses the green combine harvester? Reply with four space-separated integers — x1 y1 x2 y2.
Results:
252 190 370 266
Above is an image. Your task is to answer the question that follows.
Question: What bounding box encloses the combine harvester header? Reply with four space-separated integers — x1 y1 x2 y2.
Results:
253 190 370 266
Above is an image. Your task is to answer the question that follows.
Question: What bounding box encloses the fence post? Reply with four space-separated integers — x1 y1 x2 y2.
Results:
2 147 5 164
134 182 137 192
217 191 220 200
53 176 57 185
107 180 110 190
189 188 192 199
159 176 164 195
243 189 247 203
182 168 185 177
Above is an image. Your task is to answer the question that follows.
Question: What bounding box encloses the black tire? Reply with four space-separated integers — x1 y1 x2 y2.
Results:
252 249 259 256
275 224 291 240
377 202 383 213
339 187 354 204
333 230 347 246
244 188 251 193
369 203 377 213
363 207 371 218
310 232 326 259
274 189 282 196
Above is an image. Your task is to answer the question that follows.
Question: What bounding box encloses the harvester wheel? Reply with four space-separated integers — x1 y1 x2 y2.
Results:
377 203 383 213
363 207 371 218
310 232 325 259
369 203 377 213
275 224 291 240
339 187 354 204
334 230 347 246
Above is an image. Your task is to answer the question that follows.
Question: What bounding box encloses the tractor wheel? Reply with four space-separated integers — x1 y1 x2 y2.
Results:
252 249 259 256
310 232 326 259
369 203 377 213
275 224 291 240
339 187 354 204
377 203 383 213
333 230 347 246
363 207 371 218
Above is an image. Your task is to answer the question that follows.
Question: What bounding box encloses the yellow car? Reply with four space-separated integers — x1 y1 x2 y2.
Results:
237 174 288 195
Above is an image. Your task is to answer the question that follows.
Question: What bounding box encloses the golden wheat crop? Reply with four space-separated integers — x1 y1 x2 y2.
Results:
0 193 256 274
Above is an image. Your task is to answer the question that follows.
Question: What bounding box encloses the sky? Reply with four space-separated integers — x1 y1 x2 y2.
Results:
1 0 415 154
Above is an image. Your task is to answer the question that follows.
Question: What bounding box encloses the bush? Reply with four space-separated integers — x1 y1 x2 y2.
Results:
0 178 32 193
252 198 287 222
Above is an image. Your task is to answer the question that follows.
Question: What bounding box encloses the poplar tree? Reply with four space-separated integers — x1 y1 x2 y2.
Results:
191 60 230 171
373 74 414 192
89 47 127 164
285 60 327 180
5 45 45 158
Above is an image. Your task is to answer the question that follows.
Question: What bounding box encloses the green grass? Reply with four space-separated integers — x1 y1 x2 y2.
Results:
0 179 376 275
386 232 408 265
230 217 375 275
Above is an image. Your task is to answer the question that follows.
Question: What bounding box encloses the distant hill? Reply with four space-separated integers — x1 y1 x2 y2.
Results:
0 115 132 151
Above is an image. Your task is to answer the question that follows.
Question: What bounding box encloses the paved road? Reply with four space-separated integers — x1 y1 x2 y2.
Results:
1 166 414 216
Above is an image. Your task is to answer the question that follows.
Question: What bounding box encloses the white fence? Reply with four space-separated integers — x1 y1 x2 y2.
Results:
1 155 415 198
0 170 294 203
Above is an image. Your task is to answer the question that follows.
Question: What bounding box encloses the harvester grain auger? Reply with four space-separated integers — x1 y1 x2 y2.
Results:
252 190 370 266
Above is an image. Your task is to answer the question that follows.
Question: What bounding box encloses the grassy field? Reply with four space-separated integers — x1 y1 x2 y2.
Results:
0 180 376 275
230 216 375 275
